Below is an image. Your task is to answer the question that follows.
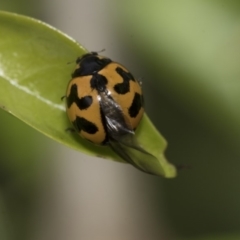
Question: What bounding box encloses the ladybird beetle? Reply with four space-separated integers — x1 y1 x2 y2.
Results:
66 52 157 174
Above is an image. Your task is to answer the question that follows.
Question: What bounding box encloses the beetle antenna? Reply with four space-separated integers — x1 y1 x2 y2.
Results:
67 60 76 65
96 48 106 53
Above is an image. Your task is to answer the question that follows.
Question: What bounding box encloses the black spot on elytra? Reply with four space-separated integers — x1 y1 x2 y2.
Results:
67 84 77 108
72 53 112 77
90 74 108 92
67 84 92 110
128 93 142 118
77 96 92 110
73 116 98 134
114 67 135 94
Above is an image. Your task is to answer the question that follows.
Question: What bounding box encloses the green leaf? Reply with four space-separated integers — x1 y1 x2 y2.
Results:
0 11 176 178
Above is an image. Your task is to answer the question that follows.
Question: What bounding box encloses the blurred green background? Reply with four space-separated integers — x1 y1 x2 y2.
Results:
1 1 240 240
